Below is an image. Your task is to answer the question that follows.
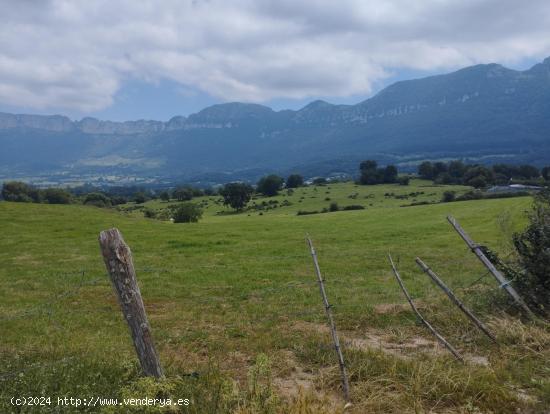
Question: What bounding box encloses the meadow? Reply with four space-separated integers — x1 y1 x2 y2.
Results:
1 180 548 413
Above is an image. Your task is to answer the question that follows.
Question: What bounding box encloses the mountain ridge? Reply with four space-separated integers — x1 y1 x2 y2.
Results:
1 56 550 185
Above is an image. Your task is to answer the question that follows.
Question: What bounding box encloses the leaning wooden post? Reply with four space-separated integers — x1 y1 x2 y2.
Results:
415 257 497 343
446 215 535 319
99 228 163 378
388 254 464 362
306 236 351 402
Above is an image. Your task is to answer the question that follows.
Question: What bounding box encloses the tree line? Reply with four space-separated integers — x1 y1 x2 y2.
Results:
418 160 550 188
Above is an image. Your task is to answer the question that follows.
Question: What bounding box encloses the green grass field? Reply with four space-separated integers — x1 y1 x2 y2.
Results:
1 181 548 413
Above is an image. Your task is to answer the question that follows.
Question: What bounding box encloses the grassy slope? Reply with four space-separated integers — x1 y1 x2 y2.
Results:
1 181 548 413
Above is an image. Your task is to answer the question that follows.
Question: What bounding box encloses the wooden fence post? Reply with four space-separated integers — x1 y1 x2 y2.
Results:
99 228 163 378
446 215 535 319
415 257 497 343
306 236 351 402
388 254 464 362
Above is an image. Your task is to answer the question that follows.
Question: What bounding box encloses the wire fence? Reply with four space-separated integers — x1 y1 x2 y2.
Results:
1 232 520 385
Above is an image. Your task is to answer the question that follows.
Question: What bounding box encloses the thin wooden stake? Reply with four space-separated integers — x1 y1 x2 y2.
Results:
415 257 497 343
447 215 535 319
388 254 464 362
99 228 163 378
306 236 350 401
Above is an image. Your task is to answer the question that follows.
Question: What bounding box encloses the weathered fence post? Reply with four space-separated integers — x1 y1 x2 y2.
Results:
306 236 351 402
388 254 464 362
99 228 163 378
415 257 497 343
446 215 535 318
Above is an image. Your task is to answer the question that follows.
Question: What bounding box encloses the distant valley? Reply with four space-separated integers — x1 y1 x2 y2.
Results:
1 57 550 187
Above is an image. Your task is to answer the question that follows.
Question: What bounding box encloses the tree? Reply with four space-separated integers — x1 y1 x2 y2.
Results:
133 192 148 204
1 181 41 202
257 175 284 196
418 162 434 180
518 165 540 179
219 182 253 211
463 165 494 188
360 160 378 171
359 160 380 185
172 187 193 201
286 174 304 188
171 202 203 223
42 188 72 204
383 165 398 183
542 166 550 181
159 191 170 202
313 177 327 185
433 162 448 178
359 160 399 185
448 160 466 180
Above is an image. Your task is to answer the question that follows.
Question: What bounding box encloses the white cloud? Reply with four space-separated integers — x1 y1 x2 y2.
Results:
1 0 550 111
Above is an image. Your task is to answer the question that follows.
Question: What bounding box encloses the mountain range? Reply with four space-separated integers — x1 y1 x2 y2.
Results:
1 57 550 186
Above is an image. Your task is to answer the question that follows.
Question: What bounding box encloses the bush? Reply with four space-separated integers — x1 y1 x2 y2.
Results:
397 176 410 185
296 210 320 216
42 188 72 204
83 192 111 207
143 208 157 218
342 205 365 211
456 190 484 201
329 202 339 212
442 191 456 202
512 190 550 315
172 202 203 223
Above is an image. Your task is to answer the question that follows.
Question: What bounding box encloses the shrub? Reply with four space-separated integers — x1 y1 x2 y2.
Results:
512 190 550 314
83 192 111 207
172 202 203 223
397 176 410 185
329 202 339 212
342 205 365 210
442 191 456 202
143 208 157 218
456 190 483 201
297 210 320 216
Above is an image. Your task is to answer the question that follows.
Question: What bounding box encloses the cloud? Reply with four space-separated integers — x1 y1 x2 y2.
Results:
1 0 550 112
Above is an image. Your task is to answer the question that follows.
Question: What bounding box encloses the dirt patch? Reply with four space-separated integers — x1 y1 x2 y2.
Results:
346 331 441 358
374 303 410 315
291 320 330 335
273 350 345 412
273 351 316 399
464 355 489 366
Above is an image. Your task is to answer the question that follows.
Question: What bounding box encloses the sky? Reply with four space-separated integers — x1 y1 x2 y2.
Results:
1 0 550 121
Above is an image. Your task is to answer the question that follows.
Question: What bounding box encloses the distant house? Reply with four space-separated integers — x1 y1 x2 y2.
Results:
486 184 543 193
